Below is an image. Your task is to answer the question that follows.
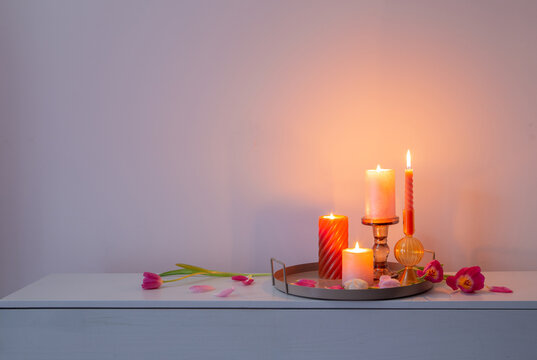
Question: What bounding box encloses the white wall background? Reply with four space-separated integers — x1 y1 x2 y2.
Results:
1 0 536 297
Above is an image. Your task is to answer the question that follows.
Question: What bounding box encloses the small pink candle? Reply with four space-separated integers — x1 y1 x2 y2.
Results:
365 165 396 219
342 242 374 285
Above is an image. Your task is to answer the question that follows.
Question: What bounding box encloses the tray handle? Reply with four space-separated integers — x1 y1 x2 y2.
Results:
270 258 289 294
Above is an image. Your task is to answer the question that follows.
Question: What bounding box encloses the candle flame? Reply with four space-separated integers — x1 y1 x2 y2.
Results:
406 150 412 169
376 164 381 172
354 242 360 250
327 213 335 219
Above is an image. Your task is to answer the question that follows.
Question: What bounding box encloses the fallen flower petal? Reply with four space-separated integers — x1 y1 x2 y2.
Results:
296 279 316 284
294 279 317 287
293 279 316 287
189 285 215 293
446 271 460 290
489 286 513 293
378 275 399 288
215 287 235 297
379 279 401 289
327 285 345 290
378 275 392 284
231 275 249 282
242 278 254 286
417 260 444 283
142 272 163 290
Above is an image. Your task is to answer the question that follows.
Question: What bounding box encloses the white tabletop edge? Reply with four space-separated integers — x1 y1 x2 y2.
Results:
1 300 536 310
1 272 535 310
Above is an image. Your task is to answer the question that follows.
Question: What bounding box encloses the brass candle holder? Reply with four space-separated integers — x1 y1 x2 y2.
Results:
394 208 425 286
361 216 399 280
394 235 424 286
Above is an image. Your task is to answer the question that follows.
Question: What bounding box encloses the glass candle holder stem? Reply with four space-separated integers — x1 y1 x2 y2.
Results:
362 217 399 280
372 224 390 279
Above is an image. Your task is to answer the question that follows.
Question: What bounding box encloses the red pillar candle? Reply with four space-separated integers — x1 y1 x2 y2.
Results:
403 150 415 236
318 214 348 279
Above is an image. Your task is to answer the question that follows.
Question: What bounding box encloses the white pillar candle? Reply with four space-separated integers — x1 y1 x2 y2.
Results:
365 165 396 219
342 242 374 285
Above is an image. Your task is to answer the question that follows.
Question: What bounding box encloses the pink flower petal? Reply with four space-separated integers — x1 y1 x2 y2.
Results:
143 272 161 280
489 286 513 293
293 283 315 287
446 275 457 290
294 279 317 287
326 285 344 289
231 275 248 282
296 279 316 284
142 279 162 290
379 279 401 288
466 266 481 277
189 285 216 293
379 275 392 284
379 275 398 288
473 273 486 291
215 287 235 297
242 278 254 286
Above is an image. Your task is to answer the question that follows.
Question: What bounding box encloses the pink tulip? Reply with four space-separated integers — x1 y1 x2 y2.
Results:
242 278 254 286
417 260 444 283
446 266 485 293
142 272 163 290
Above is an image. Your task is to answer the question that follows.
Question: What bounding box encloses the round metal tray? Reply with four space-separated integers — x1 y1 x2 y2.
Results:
270 259 433 300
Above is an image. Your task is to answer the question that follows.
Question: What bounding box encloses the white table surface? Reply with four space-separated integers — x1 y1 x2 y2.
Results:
2 271 535 309
2 272 536 360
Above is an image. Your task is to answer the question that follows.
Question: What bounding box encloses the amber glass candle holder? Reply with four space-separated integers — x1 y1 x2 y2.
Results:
361 216 399 280
394 235 424 286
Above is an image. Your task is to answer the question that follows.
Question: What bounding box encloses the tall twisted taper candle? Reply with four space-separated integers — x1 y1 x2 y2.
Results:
396 150 424 285
403 150 415 236
318 214 348 280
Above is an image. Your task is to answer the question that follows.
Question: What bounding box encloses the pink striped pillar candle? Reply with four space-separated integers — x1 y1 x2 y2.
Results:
318 214 348 280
